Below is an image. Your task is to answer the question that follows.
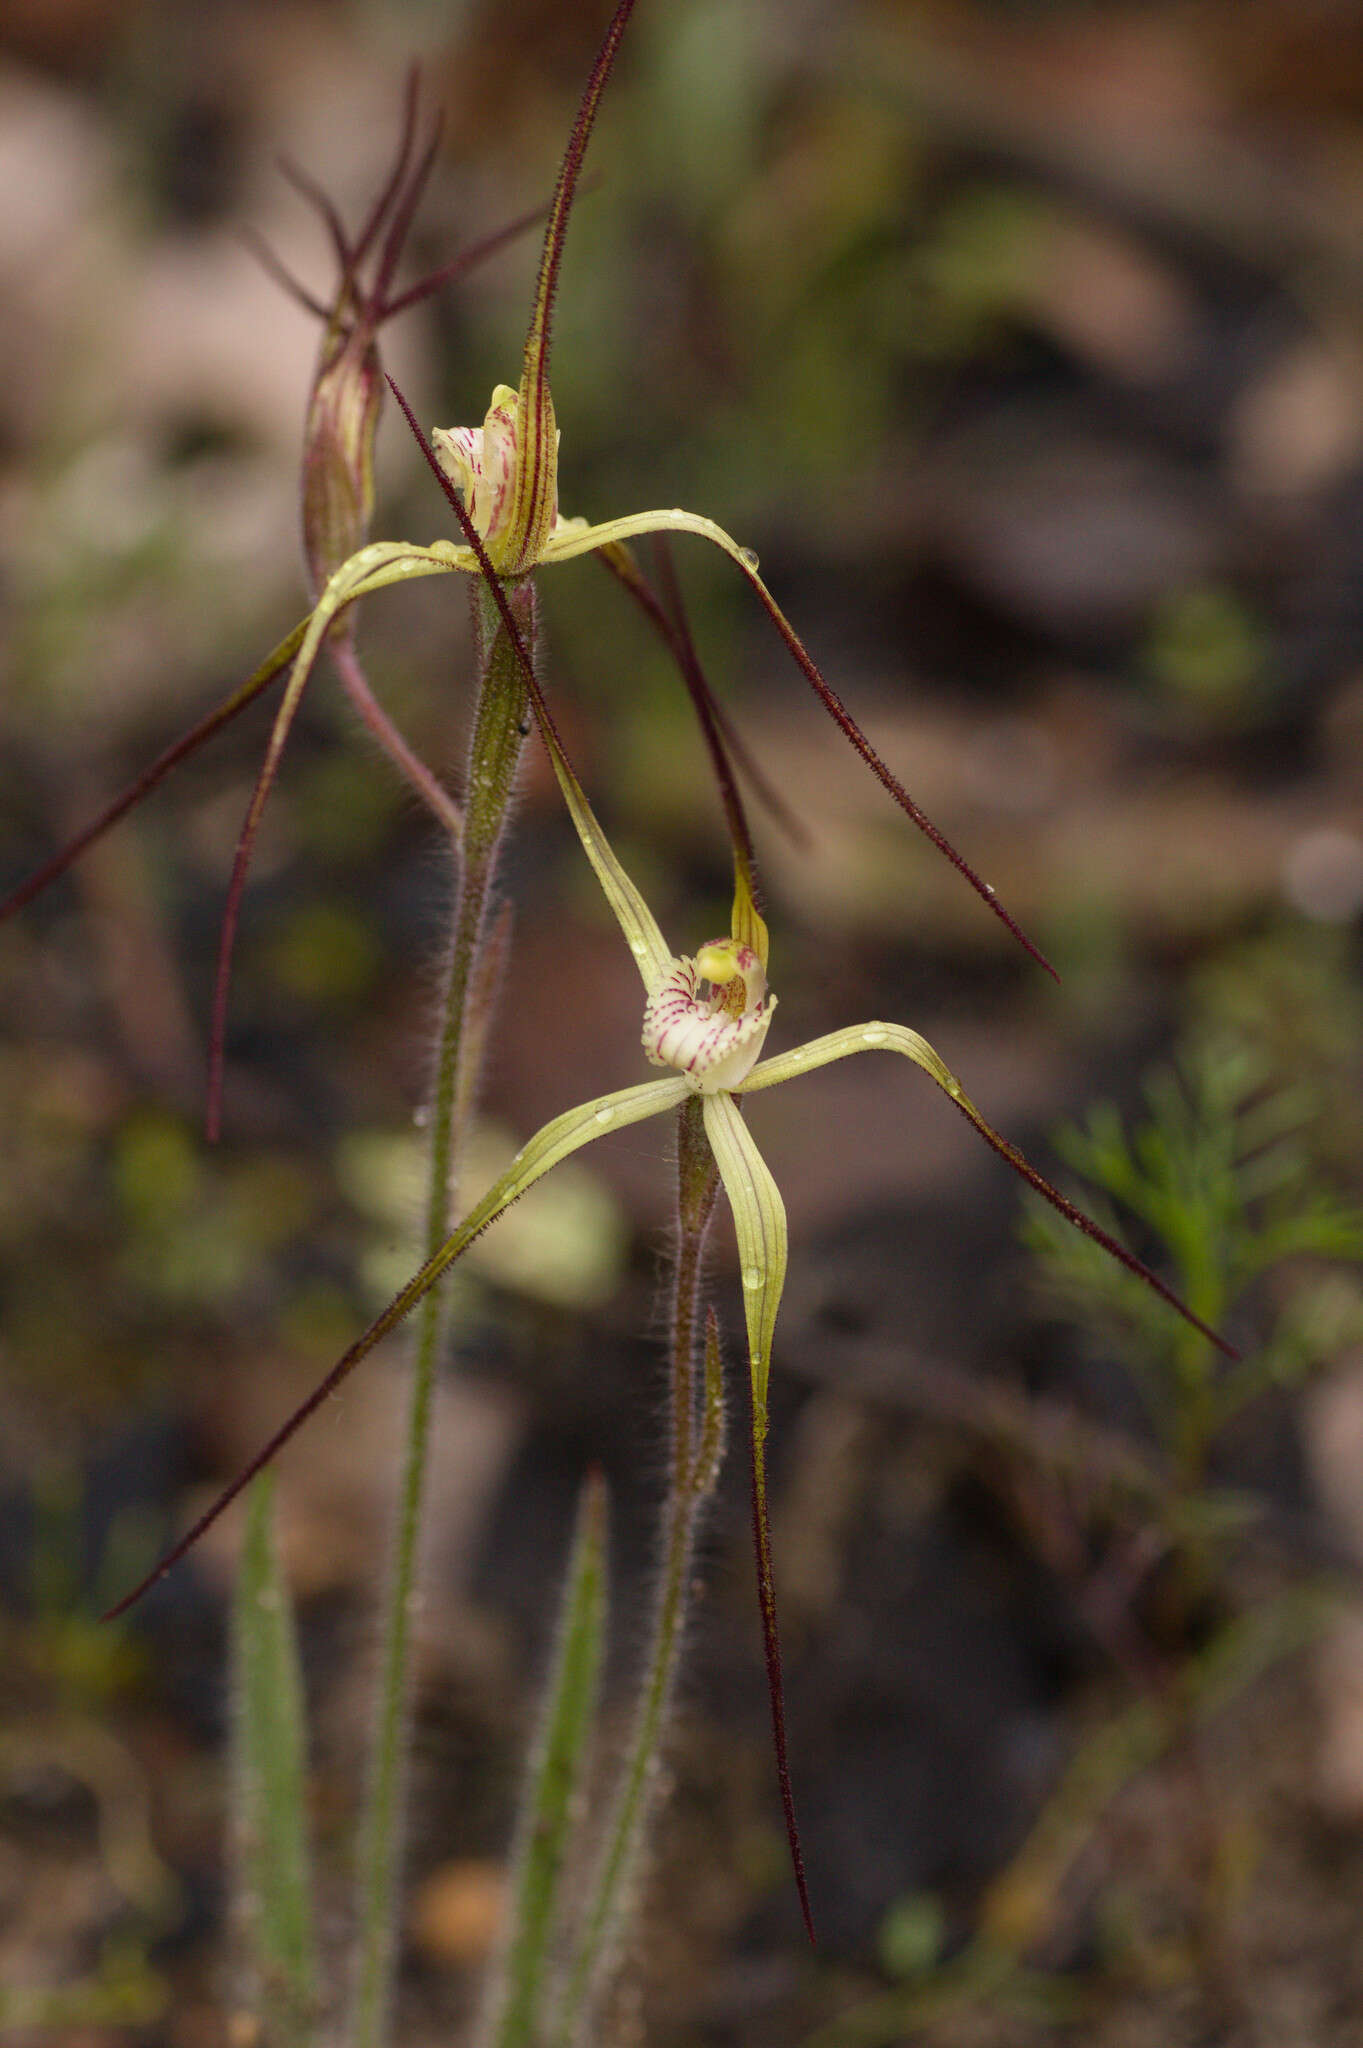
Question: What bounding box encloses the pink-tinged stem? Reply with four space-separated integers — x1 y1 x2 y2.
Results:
552 1100 729 2040
329 632 462 838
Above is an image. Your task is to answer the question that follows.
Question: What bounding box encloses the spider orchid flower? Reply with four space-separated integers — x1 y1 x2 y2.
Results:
105 698 1234 1927
0 13 759 1140
3 0 1044 1134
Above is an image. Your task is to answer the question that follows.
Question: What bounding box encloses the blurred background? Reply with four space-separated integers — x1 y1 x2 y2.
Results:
4 0 1363 2040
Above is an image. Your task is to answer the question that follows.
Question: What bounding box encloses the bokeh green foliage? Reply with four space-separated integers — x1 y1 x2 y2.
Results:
1025 923 1363 1493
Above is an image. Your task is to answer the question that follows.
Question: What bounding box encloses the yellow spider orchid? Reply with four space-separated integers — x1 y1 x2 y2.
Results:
107 672 1231 1934
4 0 1048 1143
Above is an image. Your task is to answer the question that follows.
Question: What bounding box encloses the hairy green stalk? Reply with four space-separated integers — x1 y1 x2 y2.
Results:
230 1476 317 2048
552 1094 725 2045
348 578 533 2048
481 1470 609 2048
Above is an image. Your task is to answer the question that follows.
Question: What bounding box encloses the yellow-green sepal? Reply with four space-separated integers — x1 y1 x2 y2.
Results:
534 724 675 998
740 1021 968 1102
701 1091 787 1431
730 852 769 972
737 1023 1235 1356
318 1074 691 1401
250 541 462 820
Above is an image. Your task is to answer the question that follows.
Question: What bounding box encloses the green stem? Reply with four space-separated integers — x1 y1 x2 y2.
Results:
551 1095 722 2046
483 1471 609 2048
348 579 533 2048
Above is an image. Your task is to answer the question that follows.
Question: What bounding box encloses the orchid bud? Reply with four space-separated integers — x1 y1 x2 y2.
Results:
431 380 563 575
273 85 438 601
253 77 548 597
302 323 384 598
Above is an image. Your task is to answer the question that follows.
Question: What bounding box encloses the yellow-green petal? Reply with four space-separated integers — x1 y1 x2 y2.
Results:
739 1021 962 1099
701 1090 787 1429
537 506 751 569
700 1087 812 1936
104 1072 690 1619
246 543 460 833
536 735 674 998
316 1070 689 1388
737 1023 1233 1355
730 856 769 971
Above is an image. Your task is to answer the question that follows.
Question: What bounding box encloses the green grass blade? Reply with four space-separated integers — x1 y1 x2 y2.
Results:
482 1470 610 2048
230 1475 318 2048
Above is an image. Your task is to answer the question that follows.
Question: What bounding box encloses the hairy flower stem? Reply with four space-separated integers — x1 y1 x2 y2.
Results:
349 577 533 2048
554 1095 724 2045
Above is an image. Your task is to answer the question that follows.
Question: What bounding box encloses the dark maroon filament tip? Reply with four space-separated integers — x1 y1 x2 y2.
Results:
748 1417 816 1945
519 0 642 405
959 1103 1240 1360
0 632 303 926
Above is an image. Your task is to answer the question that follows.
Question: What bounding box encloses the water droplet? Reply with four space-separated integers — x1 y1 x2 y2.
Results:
982 882 996 897
594 1105 614 1124
739 546 759 571
742 1267 762 1290
413 1105 430 1128
862 1027 887 1044
629 938 646 955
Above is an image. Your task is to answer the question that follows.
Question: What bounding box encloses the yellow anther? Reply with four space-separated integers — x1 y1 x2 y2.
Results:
696 939 745 986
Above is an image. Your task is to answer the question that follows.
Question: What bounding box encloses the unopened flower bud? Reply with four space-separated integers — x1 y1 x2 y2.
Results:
431 378 563 574
301 326 384 598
